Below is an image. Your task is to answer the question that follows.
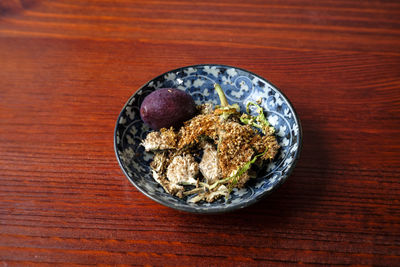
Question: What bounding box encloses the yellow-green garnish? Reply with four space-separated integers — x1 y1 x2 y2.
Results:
240 102 273 135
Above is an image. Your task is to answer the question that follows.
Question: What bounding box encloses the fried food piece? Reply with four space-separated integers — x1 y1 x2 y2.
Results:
261 135 280 160
142 127 177 151
166 154 199 185
217 121 255 180
177 114 220 149
199 142 221 184
150 151 184 197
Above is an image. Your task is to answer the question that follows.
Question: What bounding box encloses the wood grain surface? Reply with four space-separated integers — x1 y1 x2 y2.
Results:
1 0 400 265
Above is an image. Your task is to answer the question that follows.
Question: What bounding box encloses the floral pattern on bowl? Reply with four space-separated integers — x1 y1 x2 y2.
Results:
114 64 302 213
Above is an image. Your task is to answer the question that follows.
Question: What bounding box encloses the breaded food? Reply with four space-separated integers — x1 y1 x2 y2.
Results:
177 114 220 149
142 127 177 151
166 154 199 185
199 142 221 184
142 85 279 203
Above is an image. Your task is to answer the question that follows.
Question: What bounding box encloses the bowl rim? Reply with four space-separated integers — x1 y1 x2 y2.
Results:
114 63 303 214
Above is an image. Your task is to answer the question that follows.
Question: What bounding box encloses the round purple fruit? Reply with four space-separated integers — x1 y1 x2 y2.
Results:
140 88 197 130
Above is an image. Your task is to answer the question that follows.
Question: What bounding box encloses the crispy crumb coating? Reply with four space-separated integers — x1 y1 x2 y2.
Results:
142 127 177 151
177 114 220 149
166 154 199 185
217 121 255 178
143 105 280 201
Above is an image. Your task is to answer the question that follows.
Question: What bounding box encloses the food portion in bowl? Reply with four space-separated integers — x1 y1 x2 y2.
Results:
140 84 280 203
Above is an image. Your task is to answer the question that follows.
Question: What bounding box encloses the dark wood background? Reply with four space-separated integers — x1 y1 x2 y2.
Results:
1 0 399 265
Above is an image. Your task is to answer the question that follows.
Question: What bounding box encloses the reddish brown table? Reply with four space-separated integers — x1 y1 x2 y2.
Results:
1 0 399 265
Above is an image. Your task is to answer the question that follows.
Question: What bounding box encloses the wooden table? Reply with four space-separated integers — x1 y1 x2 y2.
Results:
1 0 399 265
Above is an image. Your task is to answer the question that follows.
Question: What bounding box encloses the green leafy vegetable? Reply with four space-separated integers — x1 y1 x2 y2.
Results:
240 102 272 135
226 146 268 193
203 146 269 198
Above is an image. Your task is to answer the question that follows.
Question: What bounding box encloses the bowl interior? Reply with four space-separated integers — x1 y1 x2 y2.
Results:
114 64 302 213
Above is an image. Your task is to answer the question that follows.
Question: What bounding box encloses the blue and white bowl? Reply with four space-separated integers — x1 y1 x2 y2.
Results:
114 64 302 213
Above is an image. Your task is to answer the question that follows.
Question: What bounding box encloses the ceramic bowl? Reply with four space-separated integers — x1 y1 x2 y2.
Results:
114 64 302 213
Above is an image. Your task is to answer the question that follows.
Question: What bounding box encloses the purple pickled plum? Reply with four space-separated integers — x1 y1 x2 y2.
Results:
140 88 197 130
